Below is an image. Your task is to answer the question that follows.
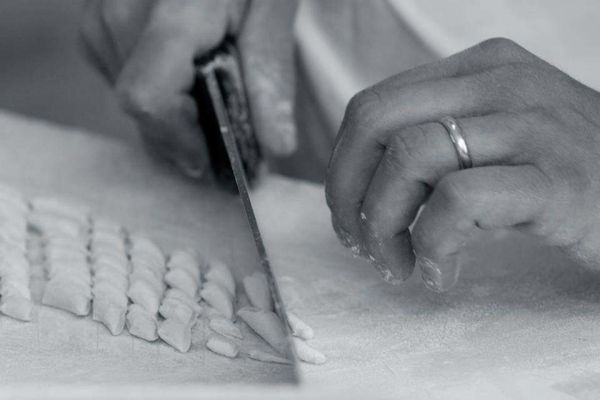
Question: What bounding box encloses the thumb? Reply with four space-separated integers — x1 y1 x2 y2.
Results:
238 0 298 157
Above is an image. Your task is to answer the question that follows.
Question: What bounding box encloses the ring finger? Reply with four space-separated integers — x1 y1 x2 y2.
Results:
358 112 537 283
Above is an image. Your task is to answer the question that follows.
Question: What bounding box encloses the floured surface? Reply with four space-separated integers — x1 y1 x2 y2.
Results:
0 111 294 386
1 111 600 398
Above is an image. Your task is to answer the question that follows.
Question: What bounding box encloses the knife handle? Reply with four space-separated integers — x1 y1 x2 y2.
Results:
191 41 262 191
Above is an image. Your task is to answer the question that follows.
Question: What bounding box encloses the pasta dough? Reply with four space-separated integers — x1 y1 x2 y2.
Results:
237 306 289 356
157 318 193 353
205 260 235 296
242 271 273 311
126 235 166 341
34 197 92 317
200 281 234 319
156 249 202 352
91 218 129 335
206 334 239 358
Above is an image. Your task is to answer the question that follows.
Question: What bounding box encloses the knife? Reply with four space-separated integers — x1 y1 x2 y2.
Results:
193 44 298 366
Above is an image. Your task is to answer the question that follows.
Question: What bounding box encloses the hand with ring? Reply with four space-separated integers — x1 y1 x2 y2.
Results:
325 38 600 292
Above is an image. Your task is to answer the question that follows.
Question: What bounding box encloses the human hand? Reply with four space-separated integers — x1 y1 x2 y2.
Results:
326 38 600 291
80 0 297 177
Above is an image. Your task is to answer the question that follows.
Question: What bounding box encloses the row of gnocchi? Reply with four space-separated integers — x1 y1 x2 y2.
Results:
0 186 325 364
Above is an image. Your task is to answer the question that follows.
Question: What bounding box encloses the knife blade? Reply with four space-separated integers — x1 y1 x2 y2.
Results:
195 46 297 366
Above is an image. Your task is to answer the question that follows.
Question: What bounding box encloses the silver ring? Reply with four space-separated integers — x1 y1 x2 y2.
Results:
439 116 473 170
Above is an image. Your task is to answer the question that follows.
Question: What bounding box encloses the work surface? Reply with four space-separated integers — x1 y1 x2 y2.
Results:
1 111 600 399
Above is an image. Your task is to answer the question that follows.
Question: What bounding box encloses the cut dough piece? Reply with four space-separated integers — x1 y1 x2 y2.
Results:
293 337 327 365
92 254 129 274
129 235 165 267
287 312 314 340
93 282 129 307
45 247 88 264
93 298 126 335
206 334 238 358
158 298 197 324
163 288 203 313
164 268 198 297
167 249 202 282
93 218 123 235
200 281 233 319
0 295 33 321
42 281 91 316
0 280 31 300
237 307 288 356
30 197 90 227
126 304 158 341
245 346 291 364
205 260 235 296
45 236 88 254
93 269 129 291
243 271 273 311
209 317 243 339
29 212 86 238
158 318 193 353
127 280 162 314
130 268 164 293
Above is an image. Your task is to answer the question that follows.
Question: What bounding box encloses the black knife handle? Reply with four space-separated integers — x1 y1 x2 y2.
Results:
191 42 262 191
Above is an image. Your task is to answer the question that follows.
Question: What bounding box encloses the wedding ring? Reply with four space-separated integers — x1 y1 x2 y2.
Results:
439 116 472 170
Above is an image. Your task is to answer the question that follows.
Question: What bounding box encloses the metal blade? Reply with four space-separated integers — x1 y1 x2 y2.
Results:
202 66 297 364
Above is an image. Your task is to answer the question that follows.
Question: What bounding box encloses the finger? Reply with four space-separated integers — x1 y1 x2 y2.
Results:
99 0 155 64
360 37 544 106
411 165 550 292
326 65 539 254
358 113 524 283
239 0 298 156
115 0 233 175
79 0 121 82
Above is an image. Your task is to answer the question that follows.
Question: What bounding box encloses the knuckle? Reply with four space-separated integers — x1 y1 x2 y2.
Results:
435 175 470 211
385 125 430 172
345 87 383 126
478 37 524 59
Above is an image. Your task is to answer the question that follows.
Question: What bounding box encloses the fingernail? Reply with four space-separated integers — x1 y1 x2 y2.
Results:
417 255 461 292
366 253 405 285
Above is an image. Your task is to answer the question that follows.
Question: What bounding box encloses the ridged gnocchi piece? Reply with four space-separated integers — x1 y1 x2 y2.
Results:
90 218 130 335
35 200 92 317
127 279 163 314
205 259 235 296
200 281 233 319
237 307 288 356
0 295 32 321
245 346 291 364
43 279 91 316
0 189 31 322
167 249 203 283
206 334 239 358
30 197 90 227
156 249 203 352
93 298 126 335
293 337 327 365
157 318 193 353
243 271 273 311
126 303 158 341
126 236 166 341
158 298 196 324
164 268 198 298
163 288 203 314
287 311 314 340
209 317 243 339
